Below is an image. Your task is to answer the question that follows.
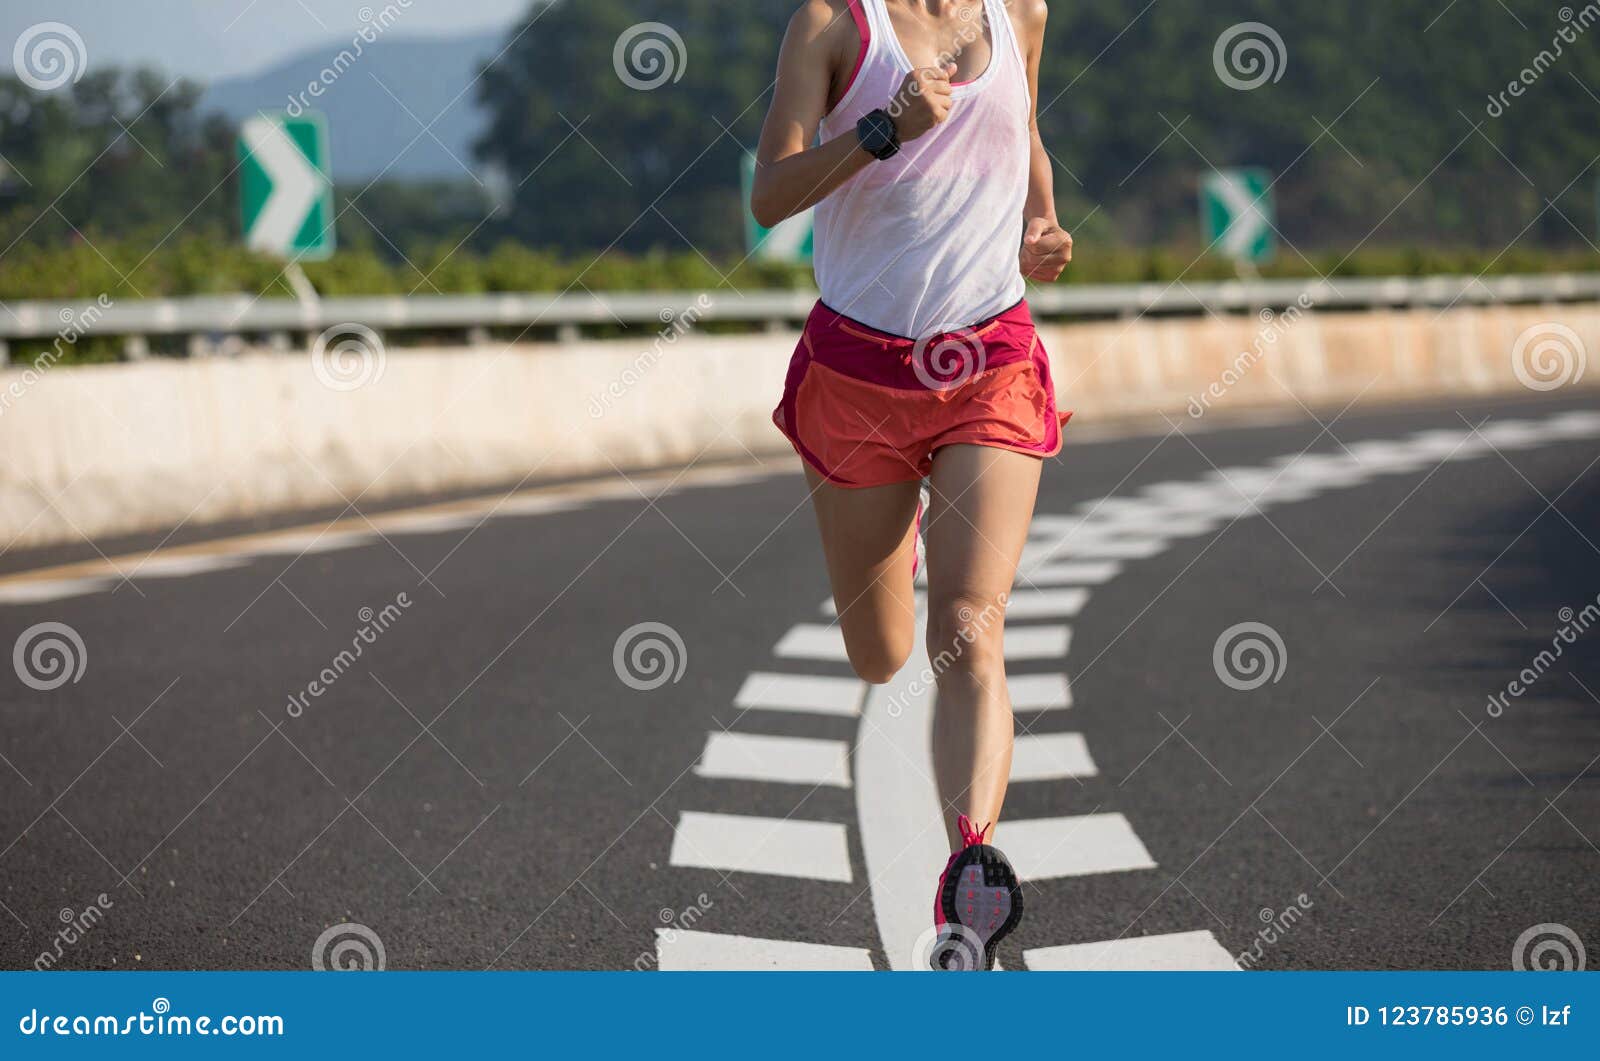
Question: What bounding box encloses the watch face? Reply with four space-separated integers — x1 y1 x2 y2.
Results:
861 112 896 158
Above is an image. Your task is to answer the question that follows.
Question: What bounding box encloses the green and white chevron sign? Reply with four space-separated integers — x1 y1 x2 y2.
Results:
741 153 813 263
1199 167 1275 265
238 112 335 260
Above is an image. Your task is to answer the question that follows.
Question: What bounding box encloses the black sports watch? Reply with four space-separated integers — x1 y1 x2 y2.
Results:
856 108 901 161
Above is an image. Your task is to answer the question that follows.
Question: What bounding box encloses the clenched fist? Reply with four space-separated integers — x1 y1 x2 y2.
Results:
887 64 956 141
1020 217 1073 282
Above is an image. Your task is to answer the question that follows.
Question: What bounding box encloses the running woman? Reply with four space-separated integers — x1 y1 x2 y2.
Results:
753 0 1072 968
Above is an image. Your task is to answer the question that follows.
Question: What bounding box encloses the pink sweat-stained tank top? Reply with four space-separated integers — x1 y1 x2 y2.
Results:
813 0 1031 339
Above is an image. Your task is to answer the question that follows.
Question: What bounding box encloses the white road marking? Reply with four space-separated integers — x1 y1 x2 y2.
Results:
1024 930 1237 971
1475 419 1553 449
1268 456 1373 490
1009 673 1073 710
370 512 485 535
1406 429 1492 460
487 496 588 517
126 555 250 579
243 531 377 556
1544 410 1600 437
1004 624 1073 660
1046 537 1167 560
670 811 852 882
733 672 864 717
855 632 950 970
0 577 115 604
655 929 874 971
776 622 1070 662
1010 733 1098 781
694 732 851 788
773 624 851 661
1006 588 1091 619
1341 440 1434 474
998 813 1157 879
1018 560 1123 585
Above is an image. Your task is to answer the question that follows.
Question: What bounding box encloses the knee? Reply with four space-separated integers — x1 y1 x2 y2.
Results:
845 630 913 686
926 593 1007 676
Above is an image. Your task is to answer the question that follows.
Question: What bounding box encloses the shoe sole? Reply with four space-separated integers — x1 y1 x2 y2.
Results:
934 843 1023 970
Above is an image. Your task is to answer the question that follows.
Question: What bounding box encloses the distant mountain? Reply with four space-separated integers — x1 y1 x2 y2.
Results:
200 30 504 181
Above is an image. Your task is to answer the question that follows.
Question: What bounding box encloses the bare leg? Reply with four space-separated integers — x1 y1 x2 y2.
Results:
804 466 922 685
925 445 1042 849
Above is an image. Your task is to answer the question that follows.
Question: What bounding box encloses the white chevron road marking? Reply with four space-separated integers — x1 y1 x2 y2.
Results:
1025 930 1237 971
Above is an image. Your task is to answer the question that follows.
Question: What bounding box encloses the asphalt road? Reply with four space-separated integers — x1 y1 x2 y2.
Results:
1 389 1596 972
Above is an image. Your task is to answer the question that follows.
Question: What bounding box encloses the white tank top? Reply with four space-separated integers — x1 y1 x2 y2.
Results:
813 0 1031 338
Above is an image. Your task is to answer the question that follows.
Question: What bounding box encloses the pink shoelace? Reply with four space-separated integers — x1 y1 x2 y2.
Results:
956 814 991 848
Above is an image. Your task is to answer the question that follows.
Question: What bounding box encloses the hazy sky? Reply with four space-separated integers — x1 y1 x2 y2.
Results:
1 0 530 82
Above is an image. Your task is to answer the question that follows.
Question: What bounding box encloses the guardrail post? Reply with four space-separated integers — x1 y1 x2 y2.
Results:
0 340 9 368
467 326 490 347
268 331 292 353
187 334 212 359
556 323 579 344
124 335 149 361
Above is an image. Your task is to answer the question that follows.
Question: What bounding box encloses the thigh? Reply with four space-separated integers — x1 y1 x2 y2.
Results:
925 445 1043 614
804 465 921 658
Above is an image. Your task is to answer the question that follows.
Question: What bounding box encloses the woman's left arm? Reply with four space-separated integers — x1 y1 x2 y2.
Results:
1014 0 1073 281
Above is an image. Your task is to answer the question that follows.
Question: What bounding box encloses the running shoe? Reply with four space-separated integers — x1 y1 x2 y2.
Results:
930 814 1023 971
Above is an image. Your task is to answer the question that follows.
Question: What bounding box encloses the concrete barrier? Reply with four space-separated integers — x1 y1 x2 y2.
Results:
1 301 1595 550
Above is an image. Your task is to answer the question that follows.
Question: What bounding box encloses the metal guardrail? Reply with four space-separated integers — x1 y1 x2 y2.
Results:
4 273 1599 355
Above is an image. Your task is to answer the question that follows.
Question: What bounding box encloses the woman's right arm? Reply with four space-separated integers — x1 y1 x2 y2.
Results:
751 1 950 228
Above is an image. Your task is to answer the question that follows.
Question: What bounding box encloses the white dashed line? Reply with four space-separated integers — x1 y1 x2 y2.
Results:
669 811 852 883
732 672 865 717
1019 560 1123 585
0 577 116 604
1024 930 1237 971
1010 733 1098 781
694 733 851 788
655 929 873 971
998 813 1157 879
1008 673 1074 711
126 555 250 579
1005 588 1091 619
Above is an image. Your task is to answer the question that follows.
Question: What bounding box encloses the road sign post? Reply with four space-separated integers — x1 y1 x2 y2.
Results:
1199 168 1275 267
741 153 813 263
238 112 335 261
